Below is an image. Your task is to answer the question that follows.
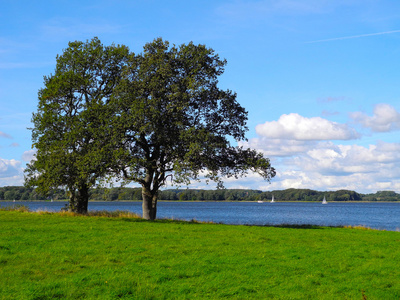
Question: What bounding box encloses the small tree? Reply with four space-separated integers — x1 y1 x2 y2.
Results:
110 38 275 219
25 38 130 213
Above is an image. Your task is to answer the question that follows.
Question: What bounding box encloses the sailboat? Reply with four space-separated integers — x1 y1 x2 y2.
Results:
270 195 275 203
322 196 327 204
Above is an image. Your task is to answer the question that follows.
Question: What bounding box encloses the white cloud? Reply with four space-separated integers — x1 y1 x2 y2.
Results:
264 141 400 193
242 138 316 157
291 142 400 176
351 103 400 132
255 113 360 140
243 110 400 193
0 158 24 186
22 150 36 162
267 170 369 192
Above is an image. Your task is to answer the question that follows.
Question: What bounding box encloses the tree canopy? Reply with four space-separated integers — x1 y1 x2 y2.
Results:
25 38 130 213
108 38 275 219
25 37 275 218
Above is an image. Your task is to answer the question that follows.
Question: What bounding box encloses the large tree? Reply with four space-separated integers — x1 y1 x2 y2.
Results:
25 38 130 213
109 38 275 220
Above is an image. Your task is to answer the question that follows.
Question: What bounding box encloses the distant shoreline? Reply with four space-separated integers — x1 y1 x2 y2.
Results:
3 186 399 201
1 199 399 203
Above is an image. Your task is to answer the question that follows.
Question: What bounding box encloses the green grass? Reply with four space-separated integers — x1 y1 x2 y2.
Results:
0 209 399 299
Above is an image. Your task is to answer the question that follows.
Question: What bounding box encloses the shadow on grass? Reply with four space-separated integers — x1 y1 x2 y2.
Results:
109 218 379 231
120 218 329 229
119 217 220 225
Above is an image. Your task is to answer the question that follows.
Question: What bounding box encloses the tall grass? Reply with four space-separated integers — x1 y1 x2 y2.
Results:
0 210 399 299
0 204 30 212
36 209 141 219
1 204 141 218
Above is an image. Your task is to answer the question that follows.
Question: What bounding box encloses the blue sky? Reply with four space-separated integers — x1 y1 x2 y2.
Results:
2 0 400 193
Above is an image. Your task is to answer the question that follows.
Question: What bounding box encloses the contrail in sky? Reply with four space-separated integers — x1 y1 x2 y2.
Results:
306 30 400 43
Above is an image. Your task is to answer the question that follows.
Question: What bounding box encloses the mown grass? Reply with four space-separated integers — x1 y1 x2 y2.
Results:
0 208 399 299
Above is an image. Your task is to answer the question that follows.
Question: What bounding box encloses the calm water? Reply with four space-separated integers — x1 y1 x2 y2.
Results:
1 201 400 231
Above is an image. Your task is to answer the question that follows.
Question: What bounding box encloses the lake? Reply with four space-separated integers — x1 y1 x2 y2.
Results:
1 201 399 231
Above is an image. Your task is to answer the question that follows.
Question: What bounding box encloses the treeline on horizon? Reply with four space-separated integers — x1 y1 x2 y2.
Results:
0 186 399 202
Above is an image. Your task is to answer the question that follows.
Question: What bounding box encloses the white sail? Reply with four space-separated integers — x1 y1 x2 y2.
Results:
322 196 327 204
271 195 275 203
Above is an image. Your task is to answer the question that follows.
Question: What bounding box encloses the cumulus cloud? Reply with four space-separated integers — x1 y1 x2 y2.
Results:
241 110 400 193
22 149 36 162
256 141 400 193
267 170 372 192
255 113 360 140
242 138 316 157
292 142 400 176
194 108 400 193
351 103 400 132
0 158 23 186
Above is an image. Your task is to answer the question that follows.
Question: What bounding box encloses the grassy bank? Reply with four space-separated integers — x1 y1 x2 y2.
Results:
0 210 399 299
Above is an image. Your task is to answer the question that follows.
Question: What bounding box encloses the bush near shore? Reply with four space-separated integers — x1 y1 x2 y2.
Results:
1 186 399 202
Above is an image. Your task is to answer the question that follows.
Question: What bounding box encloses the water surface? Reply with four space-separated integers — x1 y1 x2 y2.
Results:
1 201 399 231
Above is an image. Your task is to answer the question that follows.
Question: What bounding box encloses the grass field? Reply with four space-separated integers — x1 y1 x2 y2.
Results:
0 208 399 299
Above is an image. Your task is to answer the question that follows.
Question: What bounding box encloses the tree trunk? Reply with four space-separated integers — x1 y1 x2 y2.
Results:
67 183 89 214
76 183 89 214
142 186 158 220
67 189 77 212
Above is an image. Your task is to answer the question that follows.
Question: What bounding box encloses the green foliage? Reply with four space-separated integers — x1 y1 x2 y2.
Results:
25 37 274 218
363 190 400 201
25 37 130 213
0 186 66 201
159 189 262 201
2 186 400 201
0 211 399 299
89 187 142 201
109 38 275 219
259 188 365 202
